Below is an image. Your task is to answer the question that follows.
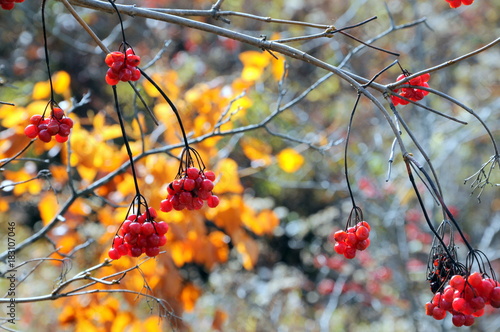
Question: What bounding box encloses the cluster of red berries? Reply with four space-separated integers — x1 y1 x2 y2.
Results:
24 107 73 143
425 272 500 326
105 48 141 86
332 221 371 259
0 0 23 10
445 0 473 8
107 207 168 260
160 167 219 212
391 73 431 106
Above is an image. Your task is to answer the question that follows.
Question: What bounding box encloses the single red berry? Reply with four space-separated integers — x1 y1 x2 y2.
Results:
490 287 500 302
58 124 71 136
343 246 356 259
207 195 220 208
38 129 52 142
131 68 141 81
155 221 169 235
129 222 142 234
55 134 68 143
425 302 435 316
432 307 446 320
333 230 348 243
106 74 120 86
47 119 60 135
452 297 467 312
183 178 196 191
334 242 346 255
116 243 129 256
160 199 173 213
198 190 211 200
172 179 183 192
108 248 121 260
126 54 141 67
185 167 199 179
356 238 370 251
450 275 465 291
141 222 155 236
29 114 43 125
355 226 370 241
145 246 160 257
130 246 143 257
345 233 358 247
204 171 216 181
147 233 161 247
452 314 465 327
52 107 64 120
468 272 483 288
357 221 371 231
464 314 474 326
24 124 39 138
200 179 214 192
158 235 167 246
113 236 124 247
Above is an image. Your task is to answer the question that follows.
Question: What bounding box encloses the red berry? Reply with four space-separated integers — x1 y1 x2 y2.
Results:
116 243 129 256
172 179 183 192
52 107 64 120
452 297 467 312
192 197 204 210
345 233 358 247
106 74 119 86
334 242 346 255
452 314 465 327
491 287 500 302
58 124 71 136
450 275 465 291
333 230 348 243
130 246 142 257
155 221 169 235
425 302 435 316
464 314 475 326
468 272 483 288
200 179 214 192
47 119 60 135
145 246 160 257
207 195 220 208
129 222 142 234
204 171 216 181
141 222 155 236
30 114 42 125
38 129 52 142
355 226 370 241
24 124 38 138
356 238 370 251
183 178 196 191
108 248 121 260
343 246 356 259
432 307 446 320
131 68 141 81
55 134 68 143
160 199 173 213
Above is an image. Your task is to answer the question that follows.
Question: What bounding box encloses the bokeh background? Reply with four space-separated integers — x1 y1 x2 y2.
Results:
0 0 499 331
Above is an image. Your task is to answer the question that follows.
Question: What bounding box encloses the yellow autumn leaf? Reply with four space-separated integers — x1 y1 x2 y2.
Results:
111 312 132 332
241 137 272 167
239 50 271 82
213 158 244 194
32 81 51 100
53 71 71 96
277 148 305 173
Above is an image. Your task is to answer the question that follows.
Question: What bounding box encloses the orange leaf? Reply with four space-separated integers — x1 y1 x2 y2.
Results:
39 193 59 225
180 283 201 312
213 158 244 194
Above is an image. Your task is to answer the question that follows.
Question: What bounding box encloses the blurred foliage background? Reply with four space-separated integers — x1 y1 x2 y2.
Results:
0 0 499 331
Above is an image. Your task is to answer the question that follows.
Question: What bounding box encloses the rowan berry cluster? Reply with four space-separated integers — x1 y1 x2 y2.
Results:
391 73 430 106
425 272 500 326
0 0 23 10
108 207 168 260
160 166 219 212
24 107 73 143
445 0 474 8
332 221 371 259
105 48 141 86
